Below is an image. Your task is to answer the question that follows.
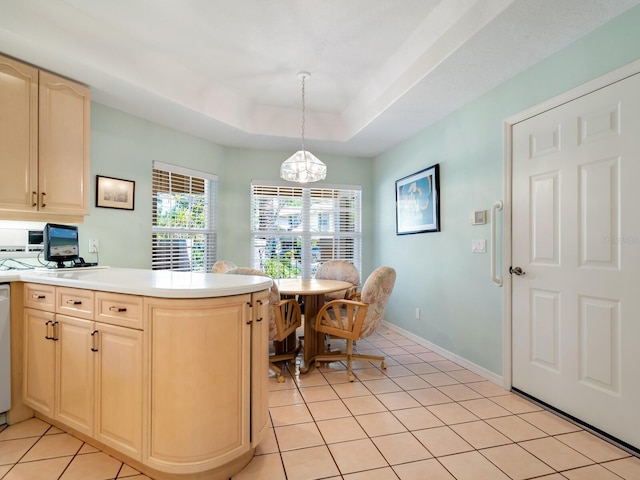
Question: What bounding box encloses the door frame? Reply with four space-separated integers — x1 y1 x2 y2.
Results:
501 58 640 390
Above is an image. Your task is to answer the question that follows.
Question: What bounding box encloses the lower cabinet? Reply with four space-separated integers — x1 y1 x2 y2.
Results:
22 283 269 479
23 307 55 416
23 286 144 460
94 322 143 458
251 288 270 447
144 291 269 475
55 314 94 436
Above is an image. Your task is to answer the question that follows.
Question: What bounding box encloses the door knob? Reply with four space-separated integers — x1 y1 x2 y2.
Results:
509 266 525 276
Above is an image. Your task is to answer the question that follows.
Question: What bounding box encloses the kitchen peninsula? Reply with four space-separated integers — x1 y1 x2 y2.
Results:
2 267 272 480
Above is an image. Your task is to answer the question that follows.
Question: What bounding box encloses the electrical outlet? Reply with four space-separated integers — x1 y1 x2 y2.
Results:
89 239 99 253
415 308 421 320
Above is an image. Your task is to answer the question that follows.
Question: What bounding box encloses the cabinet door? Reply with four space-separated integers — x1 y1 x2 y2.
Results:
95 323 143 460
145 295 251 472
0 55 38 212
23 308 55 415
251 289 270 447
38 71 90 214
55 314 94 436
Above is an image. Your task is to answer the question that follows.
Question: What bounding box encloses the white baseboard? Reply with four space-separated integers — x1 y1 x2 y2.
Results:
381 321 504 387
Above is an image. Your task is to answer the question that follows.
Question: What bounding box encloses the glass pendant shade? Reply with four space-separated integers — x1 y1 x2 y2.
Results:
280 149 327 183
280 71 326 183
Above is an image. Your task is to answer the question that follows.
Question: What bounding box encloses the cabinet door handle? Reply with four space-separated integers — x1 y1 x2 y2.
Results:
109 306 126 312
40 192 46 208
66 299 82 305
52 321 59 341
91 330 99 352
32 294 46 299
246 301 254 324
45 320 53 340
32 191 37 207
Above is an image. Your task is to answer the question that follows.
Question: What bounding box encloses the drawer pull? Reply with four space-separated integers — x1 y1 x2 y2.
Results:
109 306 127 313
91 330 99 352
66 300 82 305
32 294 46 299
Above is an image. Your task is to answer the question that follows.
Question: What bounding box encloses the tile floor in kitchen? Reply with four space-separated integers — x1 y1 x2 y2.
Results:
1 325 639 479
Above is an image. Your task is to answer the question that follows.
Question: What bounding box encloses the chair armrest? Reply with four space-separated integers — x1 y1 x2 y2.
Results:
315 299 368 341
348 290 361 301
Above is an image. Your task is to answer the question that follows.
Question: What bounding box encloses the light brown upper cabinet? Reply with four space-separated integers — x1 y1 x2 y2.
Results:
0 54 90 220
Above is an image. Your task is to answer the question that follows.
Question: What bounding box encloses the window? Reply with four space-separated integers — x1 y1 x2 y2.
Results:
251 181 361 278
152 161 217 272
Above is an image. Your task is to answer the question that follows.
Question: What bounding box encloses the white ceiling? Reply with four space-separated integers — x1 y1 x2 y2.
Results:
0 0 638 157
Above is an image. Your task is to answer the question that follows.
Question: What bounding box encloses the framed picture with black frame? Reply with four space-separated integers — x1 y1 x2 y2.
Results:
395 163 440 235
96 175 135 210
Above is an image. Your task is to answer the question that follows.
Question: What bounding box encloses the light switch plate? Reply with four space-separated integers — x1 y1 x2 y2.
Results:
472 239 486 253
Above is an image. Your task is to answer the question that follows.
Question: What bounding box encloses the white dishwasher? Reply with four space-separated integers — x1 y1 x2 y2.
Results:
0 284 10 415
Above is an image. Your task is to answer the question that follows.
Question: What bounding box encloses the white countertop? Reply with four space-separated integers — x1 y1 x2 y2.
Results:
0 267 272 298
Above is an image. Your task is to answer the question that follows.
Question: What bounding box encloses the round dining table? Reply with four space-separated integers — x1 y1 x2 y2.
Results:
274 278 353 367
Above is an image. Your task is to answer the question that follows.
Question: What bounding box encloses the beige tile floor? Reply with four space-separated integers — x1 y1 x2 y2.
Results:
1 326 639 480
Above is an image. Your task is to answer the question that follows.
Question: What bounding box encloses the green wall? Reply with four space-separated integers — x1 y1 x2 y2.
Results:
373 4 640 376
81 103 227 268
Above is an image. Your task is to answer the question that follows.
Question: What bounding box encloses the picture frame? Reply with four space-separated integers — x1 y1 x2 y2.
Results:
395 163 440 235
96 175 135 210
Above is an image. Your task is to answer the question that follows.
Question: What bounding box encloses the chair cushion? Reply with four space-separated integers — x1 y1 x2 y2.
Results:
359 266 396 338
315 260 360 300
211 260 238 273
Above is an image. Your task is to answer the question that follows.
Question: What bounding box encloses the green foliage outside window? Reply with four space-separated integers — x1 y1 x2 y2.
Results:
263 258 301 279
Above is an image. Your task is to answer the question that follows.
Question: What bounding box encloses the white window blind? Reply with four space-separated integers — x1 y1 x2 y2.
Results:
152 161 217 272
251 181 361 279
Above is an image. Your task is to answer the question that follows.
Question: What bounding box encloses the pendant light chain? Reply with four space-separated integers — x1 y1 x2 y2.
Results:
300 74 306 152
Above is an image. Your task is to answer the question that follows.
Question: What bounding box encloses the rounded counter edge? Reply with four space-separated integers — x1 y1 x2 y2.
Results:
1 267 273 298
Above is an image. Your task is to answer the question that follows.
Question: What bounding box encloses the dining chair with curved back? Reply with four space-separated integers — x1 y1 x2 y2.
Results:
314 260 360 301
211 260 237 273
314 260 361 350
225 267 302 382
310 266 396 381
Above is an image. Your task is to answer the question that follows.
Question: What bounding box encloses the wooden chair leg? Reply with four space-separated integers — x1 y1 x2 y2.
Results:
269 362 284 383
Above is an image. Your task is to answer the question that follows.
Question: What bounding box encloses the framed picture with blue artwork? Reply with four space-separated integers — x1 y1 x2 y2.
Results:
395 163 440 235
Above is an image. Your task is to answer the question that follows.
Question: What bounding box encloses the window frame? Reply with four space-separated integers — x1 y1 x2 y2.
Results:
151 161 217 272
250 180 362 279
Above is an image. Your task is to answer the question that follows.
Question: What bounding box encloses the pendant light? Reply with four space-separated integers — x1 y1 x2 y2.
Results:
280 72 327 183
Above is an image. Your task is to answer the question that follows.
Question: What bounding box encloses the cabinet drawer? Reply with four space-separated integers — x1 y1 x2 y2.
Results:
24 283 56 311
95 292 142 330
56 287 94 320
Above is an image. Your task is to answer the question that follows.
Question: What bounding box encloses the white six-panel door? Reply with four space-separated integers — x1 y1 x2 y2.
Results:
511 72 640 449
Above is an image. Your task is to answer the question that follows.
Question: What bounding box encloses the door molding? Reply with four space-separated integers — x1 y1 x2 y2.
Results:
501 58 640 390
